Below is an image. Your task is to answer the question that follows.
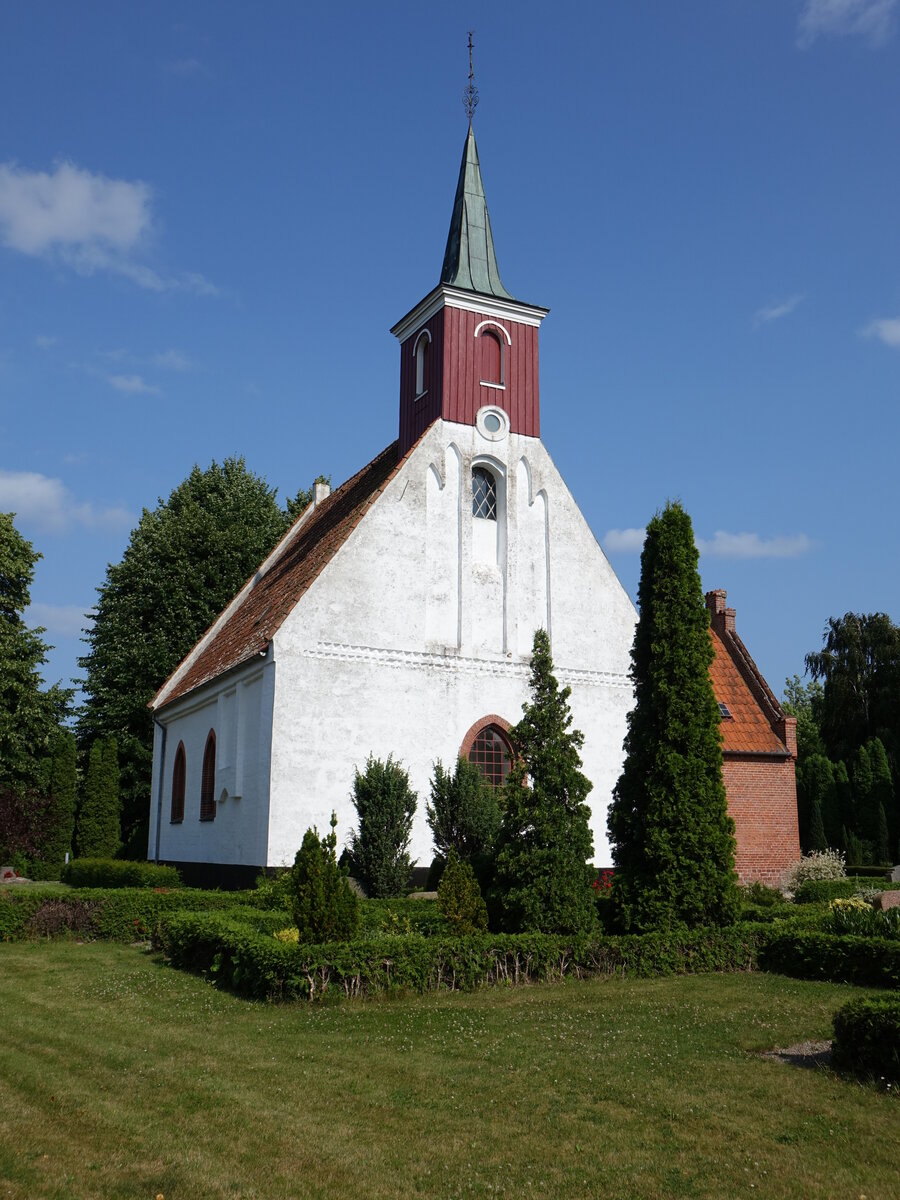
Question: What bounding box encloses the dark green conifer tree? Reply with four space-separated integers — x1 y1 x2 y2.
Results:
290 813 358 942
608 501 738 932
867 737 895 850
851 744 875 841
39 730 77 869
491 629 596 935
808 796 828 853
75 738 120 858
833 761 854 839
427 756 500 865
875 803 891 866
798 755 836 850
347 756 417 898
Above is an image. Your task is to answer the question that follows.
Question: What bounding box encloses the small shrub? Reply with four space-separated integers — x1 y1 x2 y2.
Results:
437 850 488 934
290 813 359 943
61 858 182 890
832 995 900 1081
793 877 871 905
273 927 299 944
26 898 98 937
741 880 785 908
248 870 293 911
427 757 500 861
781 850 845 893
425 856 446 891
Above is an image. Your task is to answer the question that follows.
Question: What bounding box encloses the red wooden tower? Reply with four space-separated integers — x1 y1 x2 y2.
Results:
391 124 549 455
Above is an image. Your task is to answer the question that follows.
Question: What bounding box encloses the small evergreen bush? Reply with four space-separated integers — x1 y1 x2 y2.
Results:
741 881 786 908
793 877 870 904
832 995 900 1081
427 757 500 862
437 850 488 934
290 813 359 943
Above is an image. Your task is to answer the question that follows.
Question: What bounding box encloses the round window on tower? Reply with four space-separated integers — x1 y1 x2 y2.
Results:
475 405 509 443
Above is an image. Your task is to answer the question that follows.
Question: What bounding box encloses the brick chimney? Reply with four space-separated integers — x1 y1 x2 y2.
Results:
706 589 736 635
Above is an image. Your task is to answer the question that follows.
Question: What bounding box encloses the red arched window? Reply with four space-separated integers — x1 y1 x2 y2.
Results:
480 329 503 385
466 722 513 790
170 742 186 823
200 731 216 822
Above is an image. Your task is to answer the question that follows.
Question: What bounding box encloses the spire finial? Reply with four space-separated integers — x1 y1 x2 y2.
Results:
462 30 479 123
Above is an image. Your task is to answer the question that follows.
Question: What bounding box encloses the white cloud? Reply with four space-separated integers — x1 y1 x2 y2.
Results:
604 528 647 553
164 57 211 78
754 293 805 325
696 531 812 559
107 373 161 395
0 469 132 534
0 160 221 296
34 335 57 349
152 349 192 370
26 603 93 637
797 0 897 46
604 525 812 559
861 315 900 347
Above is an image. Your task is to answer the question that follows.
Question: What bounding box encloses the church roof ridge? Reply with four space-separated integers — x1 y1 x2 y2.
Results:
152 439 406 711
440 125 514 301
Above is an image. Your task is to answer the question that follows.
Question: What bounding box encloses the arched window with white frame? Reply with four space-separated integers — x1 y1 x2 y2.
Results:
475 321 509 390
414 329 431 397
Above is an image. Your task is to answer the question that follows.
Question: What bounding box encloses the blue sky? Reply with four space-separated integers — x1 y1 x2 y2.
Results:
1 0 898 706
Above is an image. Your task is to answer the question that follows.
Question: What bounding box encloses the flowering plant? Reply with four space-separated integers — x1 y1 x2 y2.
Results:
591 870 613 892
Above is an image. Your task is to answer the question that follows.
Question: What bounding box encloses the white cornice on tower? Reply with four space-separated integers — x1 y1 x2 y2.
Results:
391 285 549 343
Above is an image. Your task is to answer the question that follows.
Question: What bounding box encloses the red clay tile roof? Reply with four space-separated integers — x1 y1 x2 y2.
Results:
152 440 402 710
710 627 788 756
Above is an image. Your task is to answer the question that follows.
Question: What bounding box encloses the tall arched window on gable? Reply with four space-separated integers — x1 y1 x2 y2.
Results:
481 329 502 386
200 731 216 822
472 466 497 520
170 742 186 824
468 724 513 790
414 329 430 397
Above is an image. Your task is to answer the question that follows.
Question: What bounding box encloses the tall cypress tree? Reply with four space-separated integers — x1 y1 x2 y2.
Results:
608 501 738 932
867 737 895 850
492 628 596 934
799 755 836 851
76 738 120 858
40 730 77 868
851 744 875 841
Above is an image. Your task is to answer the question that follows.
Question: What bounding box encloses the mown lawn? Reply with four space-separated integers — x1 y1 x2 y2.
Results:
0 940 896 1200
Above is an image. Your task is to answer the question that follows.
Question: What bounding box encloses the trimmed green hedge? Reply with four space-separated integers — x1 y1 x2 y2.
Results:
153 911 763 1002
793 878 878 904
760 929 900 989
0 887 281 943
832 994 900 1080
358 897 448 939
60 858 183 890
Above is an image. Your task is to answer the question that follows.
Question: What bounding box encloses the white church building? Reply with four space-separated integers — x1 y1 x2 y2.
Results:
146 123 650 884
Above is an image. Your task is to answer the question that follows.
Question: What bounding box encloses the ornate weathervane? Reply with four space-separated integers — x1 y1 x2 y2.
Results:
463 30 479 123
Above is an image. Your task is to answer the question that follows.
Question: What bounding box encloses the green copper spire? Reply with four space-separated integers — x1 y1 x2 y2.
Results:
440 125 513 300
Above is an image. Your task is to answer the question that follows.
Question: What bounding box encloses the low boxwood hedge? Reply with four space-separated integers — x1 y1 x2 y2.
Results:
832 994 900 1081
793 878 878 904
60 858 183 890
760 929 900 989
153 911 764 1002
0 886 281 943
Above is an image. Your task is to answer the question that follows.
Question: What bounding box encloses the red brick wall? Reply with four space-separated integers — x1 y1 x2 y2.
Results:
724 755 801 885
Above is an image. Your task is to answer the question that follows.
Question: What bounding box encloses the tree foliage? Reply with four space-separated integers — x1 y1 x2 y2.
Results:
290 813 359 943
78 458 290 842
491 629 596 935
437 849 488 934
347 755 417 898
608 501 738 933
0 513 71 793
38 729 77 868
426 756 500 863
75 738 120 859
805 613 900 767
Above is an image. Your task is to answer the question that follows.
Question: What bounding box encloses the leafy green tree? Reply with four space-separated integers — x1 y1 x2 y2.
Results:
285 475 332 522
0 513 71 793
782 674 826 764
427 756 500 863
75 738 120 858
806 613 900 768
290 813 359 942
875 803 891 866
608 501 738 933
437 849 488 934
78 458 291 843
347 755 417 898
491 629 596 935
